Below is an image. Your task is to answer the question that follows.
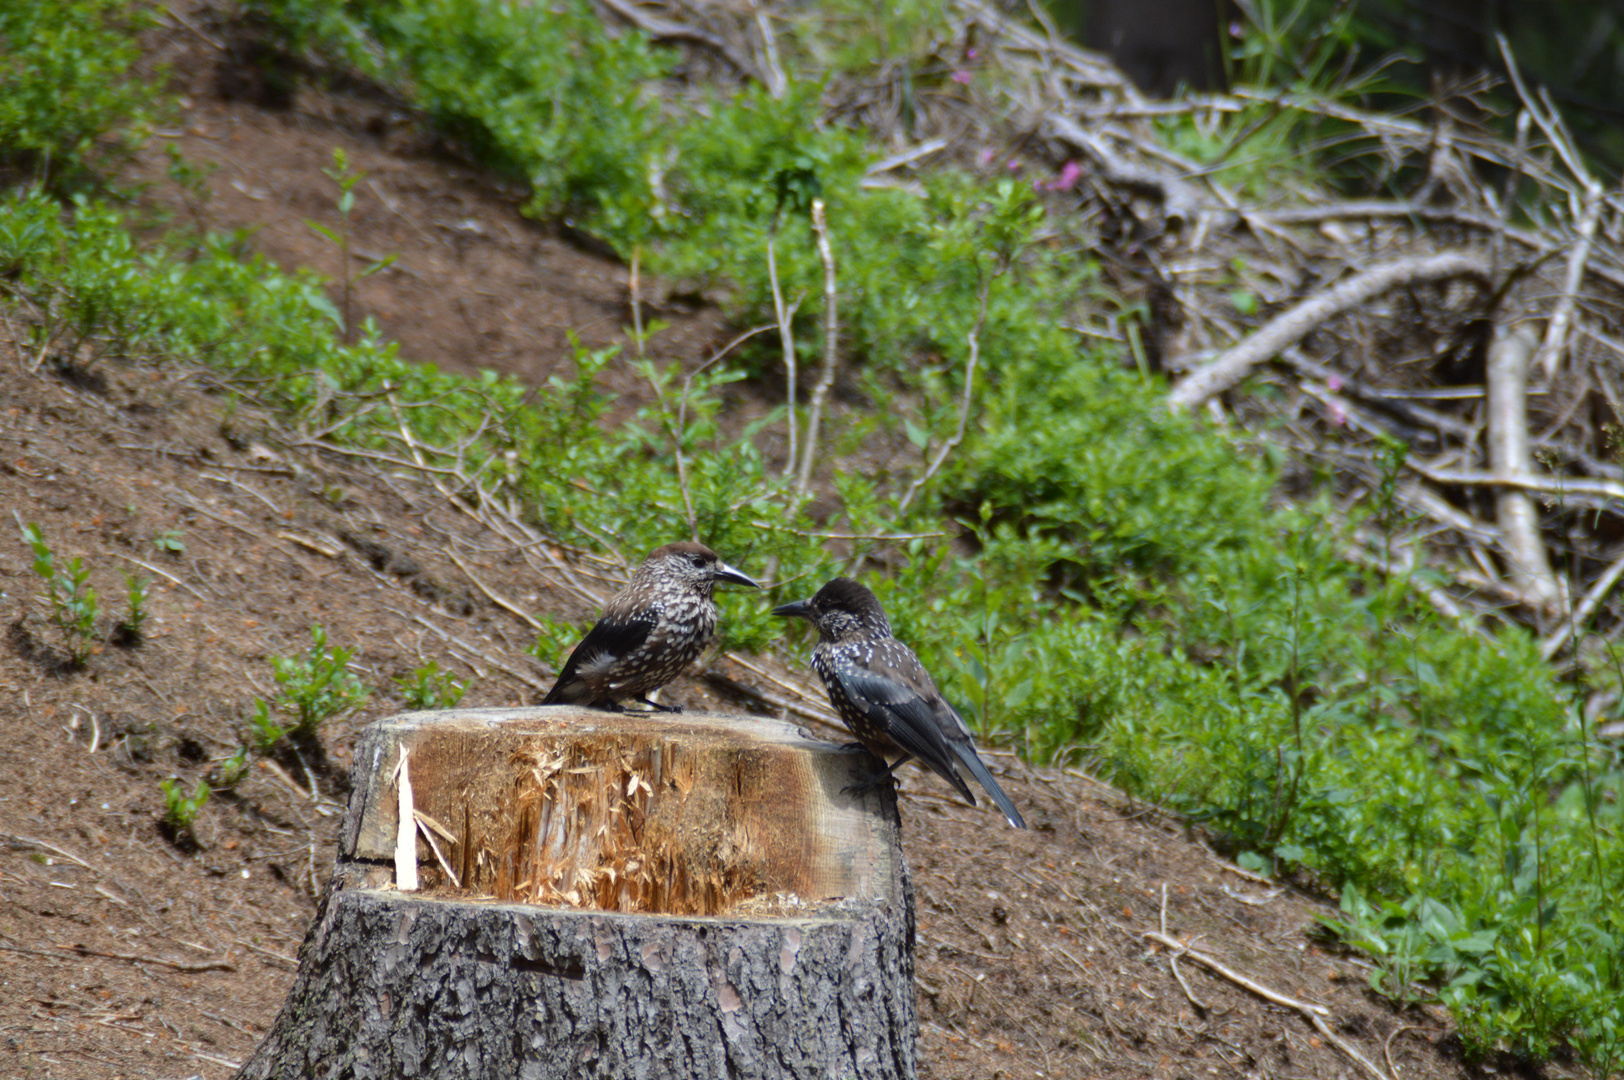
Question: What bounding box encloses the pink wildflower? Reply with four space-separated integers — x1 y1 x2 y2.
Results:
1007 159 1022 172
1326 375 1344 392
1328 401 1348 427
951 70 972 85
1052 160 1082 191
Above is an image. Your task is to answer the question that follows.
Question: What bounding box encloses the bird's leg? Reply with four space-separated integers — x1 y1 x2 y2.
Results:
590 699 627 713
840 750 900 797
634 695 683 713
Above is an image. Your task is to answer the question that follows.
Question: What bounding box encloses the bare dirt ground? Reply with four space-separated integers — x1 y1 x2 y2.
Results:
0 7 1547 1079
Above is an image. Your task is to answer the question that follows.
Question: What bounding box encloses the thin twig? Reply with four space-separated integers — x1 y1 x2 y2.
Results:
1141 930 1327 1013
1142 929 1390 1080
1497 35 1593 189
865 139 950 176
596 0 762 81
629 245 645 359
106 553 212 604
1384 1024 1426 1080
386 607 550 691
1168 250 1494 411
748 0 786 97
1405 461 1624 505
796 198 840 497
1168 950 1209 1012
1239 196 1624 289
1159 884 1212 1012
1047 115 1213 226
721 650 844 728
234 938 297 967
0 939 234 974
159 3 225 49
767 228 801 479
1491 110 1531 273
1532 180 1605 379
447 547 542 631
1541 546 1624 660
898 270 996 516
0 832 97 871
1341 544 1479 632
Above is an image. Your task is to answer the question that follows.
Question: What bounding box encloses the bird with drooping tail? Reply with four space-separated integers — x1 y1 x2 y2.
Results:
774 576 1026 828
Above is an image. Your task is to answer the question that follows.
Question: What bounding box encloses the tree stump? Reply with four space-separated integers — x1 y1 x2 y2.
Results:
237 707 917 1080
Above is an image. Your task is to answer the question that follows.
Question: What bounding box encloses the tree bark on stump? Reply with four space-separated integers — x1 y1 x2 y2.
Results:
237 707 917 1080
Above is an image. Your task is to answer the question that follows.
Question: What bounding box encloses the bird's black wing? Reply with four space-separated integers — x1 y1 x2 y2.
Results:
541 610 656 705
828 663 979 807
832 662 1028 829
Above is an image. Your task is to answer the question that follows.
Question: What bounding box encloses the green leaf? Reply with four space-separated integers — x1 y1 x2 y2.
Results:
305 220 342 246
358 253 399 278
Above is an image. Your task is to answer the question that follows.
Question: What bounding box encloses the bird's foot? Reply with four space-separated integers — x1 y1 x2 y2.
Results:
635 696 683 713
588 699 626 713
840 752 897 797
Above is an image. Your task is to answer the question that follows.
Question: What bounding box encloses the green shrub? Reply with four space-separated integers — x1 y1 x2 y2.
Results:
395 660 467 710
211 746 252 788
0 0 160 189
21 521 99 666
247 699 286 753
159 777 209 831
253 0 671 219
118 572 150 642
271 624 370 735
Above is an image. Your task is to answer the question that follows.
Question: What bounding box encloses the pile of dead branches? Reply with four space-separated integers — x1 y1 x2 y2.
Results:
601 0 1624 674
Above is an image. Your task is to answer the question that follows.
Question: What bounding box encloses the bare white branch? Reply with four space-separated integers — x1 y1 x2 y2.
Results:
795 198 840 498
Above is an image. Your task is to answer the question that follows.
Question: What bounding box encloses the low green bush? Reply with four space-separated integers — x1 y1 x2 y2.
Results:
159 777 210 831
0 0 160 189
395 660 468 710
20 521 100 667
272 624 370 736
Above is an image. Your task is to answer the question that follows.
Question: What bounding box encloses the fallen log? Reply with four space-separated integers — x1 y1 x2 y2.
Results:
237 706 917 1080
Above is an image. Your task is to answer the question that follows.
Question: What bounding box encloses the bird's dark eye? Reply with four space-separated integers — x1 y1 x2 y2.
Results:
691 555 707 568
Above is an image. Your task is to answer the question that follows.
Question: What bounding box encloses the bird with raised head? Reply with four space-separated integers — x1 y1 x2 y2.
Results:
541 541 759 712
773 576 1027 828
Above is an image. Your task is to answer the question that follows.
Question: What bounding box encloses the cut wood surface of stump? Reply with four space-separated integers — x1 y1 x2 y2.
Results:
237 707 918 1080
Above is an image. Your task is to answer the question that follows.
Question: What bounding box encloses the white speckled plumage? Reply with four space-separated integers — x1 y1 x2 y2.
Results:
542 542 757 711
774 577 1026 828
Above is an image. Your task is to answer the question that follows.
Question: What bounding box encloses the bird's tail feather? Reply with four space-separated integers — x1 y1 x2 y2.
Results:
921 753 978 808
950 743 1027 829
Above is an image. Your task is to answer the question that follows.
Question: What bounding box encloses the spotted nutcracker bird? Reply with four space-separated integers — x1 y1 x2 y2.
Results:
773 577 1027 828
541 541 759 712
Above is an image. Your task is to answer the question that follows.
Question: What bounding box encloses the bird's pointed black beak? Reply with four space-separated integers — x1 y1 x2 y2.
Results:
714 561 760 590
772 597 813 620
